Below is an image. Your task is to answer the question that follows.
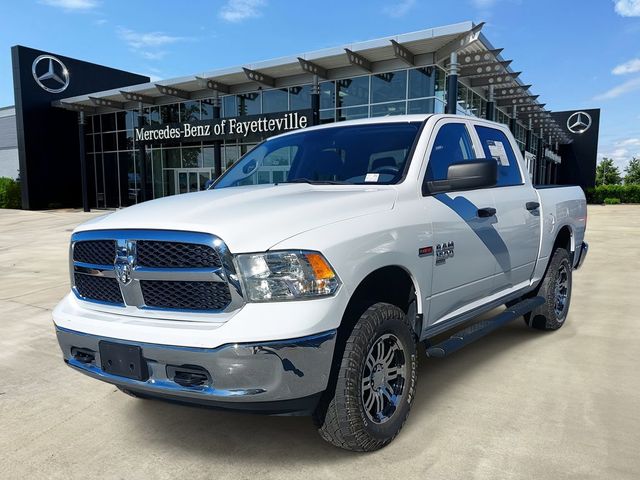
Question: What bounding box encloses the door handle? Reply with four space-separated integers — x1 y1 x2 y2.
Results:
477 207 497 218
526 201 540 211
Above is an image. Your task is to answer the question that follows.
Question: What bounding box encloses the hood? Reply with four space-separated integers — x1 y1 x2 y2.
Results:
76 184 397 252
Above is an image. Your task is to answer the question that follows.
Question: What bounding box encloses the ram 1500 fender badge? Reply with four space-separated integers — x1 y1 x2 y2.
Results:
435 241 454 265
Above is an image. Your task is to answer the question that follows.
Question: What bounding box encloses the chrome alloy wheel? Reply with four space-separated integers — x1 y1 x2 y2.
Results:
361 333 408 424
554 263 570 318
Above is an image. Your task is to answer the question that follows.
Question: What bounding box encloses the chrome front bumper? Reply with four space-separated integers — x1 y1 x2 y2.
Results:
56 326 336 413
574 241 588 270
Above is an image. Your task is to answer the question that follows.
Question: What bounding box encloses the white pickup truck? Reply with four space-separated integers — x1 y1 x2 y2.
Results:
54 114 588 451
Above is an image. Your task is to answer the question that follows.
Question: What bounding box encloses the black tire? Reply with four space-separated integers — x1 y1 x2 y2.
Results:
317 302 418 452
525 248 573 330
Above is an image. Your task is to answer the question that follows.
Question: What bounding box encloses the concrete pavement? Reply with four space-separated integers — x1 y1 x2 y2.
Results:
1 206 639 479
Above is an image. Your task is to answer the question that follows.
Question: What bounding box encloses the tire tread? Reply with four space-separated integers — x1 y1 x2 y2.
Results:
318 303 417 451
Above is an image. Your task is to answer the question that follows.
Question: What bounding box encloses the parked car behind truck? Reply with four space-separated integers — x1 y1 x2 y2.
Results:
54 114 588 451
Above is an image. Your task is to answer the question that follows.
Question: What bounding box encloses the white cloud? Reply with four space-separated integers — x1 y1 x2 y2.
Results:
219 0 266 22
612 58 640 75
614 0 640 16
139 51 167 60
40 0 99 10
383 0 416 17
598 137 640 169
593 76 640 100
471 0 499 7
117 28 185 49
117 28 188 61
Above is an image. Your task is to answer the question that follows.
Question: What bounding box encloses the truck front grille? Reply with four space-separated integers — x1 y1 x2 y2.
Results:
70 230 242 315
73 240 116 265
137 241 221 269
141 280 232 311
74 273 124 305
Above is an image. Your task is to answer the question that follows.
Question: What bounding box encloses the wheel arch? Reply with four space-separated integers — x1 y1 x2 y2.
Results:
338 265 422 340
553 224 575 259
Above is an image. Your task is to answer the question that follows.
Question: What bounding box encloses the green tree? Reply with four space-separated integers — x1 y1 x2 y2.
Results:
624 157 640 184
595 158 622 185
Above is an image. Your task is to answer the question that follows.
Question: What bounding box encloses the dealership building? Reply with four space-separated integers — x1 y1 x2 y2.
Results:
5 21 599 210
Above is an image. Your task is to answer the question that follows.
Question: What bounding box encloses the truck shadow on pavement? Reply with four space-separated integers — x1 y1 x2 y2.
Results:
130 317 548 461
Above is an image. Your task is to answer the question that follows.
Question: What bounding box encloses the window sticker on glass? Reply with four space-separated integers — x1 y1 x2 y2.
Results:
486 140 510 166
365 173 380 182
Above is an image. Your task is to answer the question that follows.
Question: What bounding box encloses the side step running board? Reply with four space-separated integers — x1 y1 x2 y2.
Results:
425 296 545 358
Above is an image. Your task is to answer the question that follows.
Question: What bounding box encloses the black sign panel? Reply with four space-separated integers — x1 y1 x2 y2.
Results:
551 108 600 189
134 110 312 145
11 45 150 209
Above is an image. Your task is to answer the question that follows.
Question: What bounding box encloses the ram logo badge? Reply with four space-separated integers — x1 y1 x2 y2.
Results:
435 241 455 265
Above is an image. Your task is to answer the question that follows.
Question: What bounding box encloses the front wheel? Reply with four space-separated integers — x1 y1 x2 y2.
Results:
525 248 573 330
317 303 418 451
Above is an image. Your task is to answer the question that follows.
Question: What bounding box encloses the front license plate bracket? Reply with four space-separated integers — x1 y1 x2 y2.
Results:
99 341 149 381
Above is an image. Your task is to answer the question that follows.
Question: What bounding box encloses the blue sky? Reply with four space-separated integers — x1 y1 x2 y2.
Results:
1 0 639 169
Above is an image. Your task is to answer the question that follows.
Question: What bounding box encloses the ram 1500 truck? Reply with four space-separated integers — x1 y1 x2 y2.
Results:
54 114 588 451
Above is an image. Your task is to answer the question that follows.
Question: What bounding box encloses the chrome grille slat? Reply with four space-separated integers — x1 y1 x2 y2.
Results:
133 267 224 282
69 230 244 314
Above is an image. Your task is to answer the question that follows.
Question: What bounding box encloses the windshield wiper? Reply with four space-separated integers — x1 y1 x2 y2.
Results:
281 178 350 185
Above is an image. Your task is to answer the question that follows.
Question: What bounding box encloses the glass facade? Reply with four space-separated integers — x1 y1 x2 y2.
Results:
85 63 536 208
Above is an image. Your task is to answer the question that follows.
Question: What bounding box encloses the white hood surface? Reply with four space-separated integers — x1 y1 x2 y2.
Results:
76 184 397 252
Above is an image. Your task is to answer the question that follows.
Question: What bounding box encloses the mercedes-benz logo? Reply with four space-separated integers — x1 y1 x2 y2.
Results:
566 111 592 134
32 54 70 94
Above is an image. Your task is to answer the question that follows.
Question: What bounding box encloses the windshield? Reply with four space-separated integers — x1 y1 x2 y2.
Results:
213 122 421 188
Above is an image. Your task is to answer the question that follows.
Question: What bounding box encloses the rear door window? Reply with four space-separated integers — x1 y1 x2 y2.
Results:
474 126 523 186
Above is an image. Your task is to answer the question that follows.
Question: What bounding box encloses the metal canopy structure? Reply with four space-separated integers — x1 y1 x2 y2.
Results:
54 20 570 144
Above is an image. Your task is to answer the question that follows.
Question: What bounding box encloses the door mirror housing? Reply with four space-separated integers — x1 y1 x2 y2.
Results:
424 158 498 194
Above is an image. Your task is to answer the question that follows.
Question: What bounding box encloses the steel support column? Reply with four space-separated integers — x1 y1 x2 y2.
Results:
78 111 90 212
536 133 545 185
137 102 148 202
525 118 534 181
509 105 517 134
486 84 495 121
213 92 222 179
445 52 459 115
311 74 320 126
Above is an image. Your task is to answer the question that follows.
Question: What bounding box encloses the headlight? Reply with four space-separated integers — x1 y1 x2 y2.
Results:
235 250 341 302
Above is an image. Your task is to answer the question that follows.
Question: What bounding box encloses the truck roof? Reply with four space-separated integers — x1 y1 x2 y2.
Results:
267 113 511 142
267 114 433 141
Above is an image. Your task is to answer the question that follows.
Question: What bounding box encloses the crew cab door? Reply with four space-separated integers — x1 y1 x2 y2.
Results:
422 120 500 324
472 125 541 291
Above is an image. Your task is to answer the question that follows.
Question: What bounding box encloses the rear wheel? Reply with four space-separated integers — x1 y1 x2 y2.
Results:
525 248 573 330
317 303 417 451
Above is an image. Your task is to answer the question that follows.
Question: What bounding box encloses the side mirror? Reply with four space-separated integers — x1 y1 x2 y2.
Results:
425 158 497 194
